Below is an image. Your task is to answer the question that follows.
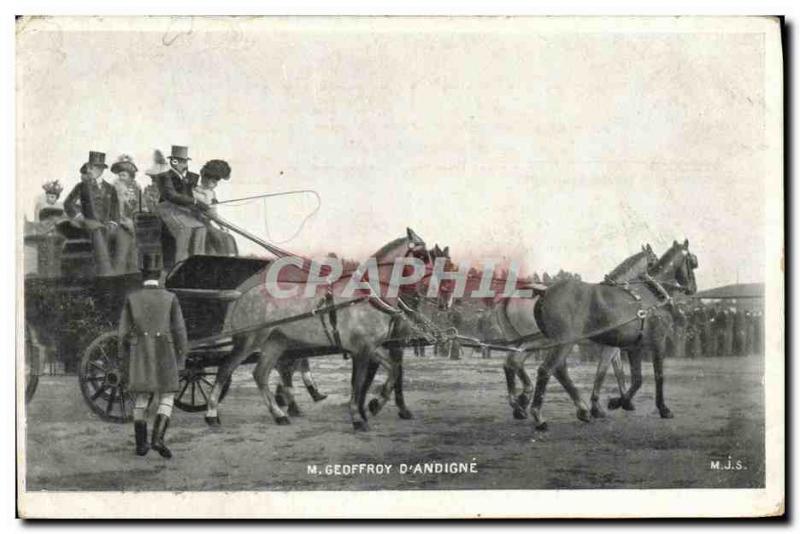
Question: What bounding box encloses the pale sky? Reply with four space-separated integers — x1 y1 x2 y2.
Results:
17 17 778 289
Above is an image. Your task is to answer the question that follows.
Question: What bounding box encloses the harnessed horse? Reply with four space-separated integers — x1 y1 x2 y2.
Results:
528 240 698 429
496 245 659 421
200 228 446 431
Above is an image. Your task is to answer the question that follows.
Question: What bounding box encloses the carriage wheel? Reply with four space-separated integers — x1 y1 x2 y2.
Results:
25 323 41 404
173 365 232 413
79 331 134 423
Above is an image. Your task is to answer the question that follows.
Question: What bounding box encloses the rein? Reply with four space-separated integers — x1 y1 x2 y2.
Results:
458 295 673 354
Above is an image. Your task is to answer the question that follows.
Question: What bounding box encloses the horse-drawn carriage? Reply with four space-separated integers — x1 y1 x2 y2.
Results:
23 209 444 424
23 208 349 422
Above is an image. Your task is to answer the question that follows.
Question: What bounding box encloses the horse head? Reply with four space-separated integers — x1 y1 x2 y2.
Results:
652 239 698 295
606 244 660 284
643 243 659 272
428 243 456 311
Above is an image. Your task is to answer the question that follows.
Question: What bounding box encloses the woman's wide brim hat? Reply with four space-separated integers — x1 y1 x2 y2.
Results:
111 159 139 175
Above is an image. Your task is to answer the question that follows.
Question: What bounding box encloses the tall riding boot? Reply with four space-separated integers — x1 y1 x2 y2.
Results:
151 414 172 459
134 421 149 456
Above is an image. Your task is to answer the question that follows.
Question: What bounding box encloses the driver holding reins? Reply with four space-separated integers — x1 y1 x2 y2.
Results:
153 145 210 263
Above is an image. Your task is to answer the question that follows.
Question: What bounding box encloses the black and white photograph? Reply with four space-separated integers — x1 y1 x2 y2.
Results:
14 15 784 518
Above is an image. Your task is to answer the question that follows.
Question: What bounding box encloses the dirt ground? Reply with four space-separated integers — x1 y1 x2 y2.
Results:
24 352 764 491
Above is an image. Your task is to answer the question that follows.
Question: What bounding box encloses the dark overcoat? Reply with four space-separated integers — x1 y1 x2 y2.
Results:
64 179 121 223
154 168 199 206
119 285 189 393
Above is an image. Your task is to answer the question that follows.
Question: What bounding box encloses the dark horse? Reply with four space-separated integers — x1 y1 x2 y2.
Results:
499 244 658 420
529 240 698 429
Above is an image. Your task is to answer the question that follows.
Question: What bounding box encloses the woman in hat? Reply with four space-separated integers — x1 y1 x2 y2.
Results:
110 154 141 272
195 159 237 256
34 180 65 223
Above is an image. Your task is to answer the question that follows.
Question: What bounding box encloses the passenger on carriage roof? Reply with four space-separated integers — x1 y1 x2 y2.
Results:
109 154 141 273
152 145 210 263
195 159 237 256
63 151 131 276
34 180 65 222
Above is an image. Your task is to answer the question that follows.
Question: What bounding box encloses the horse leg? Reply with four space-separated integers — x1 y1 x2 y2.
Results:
515 354 535 414
278 361 303 417
360 358 380 420
299 357 328 402
367 347 399 417
553 360 591 423
530 346 569 431
252 336 291 425
205 336 249 427
653 340 674 419
503 352 525 419
611 349 628 395
590 346 617 418
609 348 642 411
273 359 294 407
349 353 371 431
390 347 413 420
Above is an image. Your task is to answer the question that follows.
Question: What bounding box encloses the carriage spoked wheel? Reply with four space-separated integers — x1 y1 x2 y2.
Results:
174 363 232 413
79 331 135 423
25 322 41 404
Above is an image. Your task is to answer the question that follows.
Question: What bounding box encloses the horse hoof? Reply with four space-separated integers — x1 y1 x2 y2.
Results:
607 397 623 410
659 407 674 419
516 393 531 409
352 420 369 432
275 416 291 425
535 422 549 432
622 400 636 411
204 416 221 427
590 406 606 419
398 409 414 420
368 398 382 416
288 405 303 417
577 408 592 423
311 393 328 403
513 407 528 420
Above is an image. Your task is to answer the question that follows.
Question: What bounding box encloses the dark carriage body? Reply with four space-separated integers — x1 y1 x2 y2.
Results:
25 273 142 372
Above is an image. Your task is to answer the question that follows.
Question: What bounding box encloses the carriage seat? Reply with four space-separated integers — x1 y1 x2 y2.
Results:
54 221 97 277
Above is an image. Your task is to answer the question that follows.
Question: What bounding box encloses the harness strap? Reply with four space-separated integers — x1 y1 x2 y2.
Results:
324 291 343 348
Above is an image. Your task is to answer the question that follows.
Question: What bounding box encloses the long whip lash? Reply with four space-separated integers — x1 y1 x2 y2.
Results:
216 189 321 245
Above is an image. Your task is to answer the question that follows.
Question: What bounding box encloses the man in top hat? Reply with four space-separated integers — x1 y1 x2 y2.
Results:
64 151 129 276
153 145 210 263
119 252 188 459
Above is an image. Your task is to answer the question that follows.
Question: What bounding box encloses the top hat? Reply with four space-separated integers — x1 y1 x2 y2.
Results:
170 145 191 161
140 251 163 273
86 151 108 169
